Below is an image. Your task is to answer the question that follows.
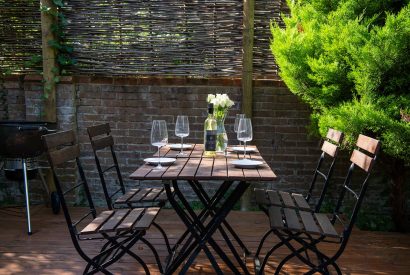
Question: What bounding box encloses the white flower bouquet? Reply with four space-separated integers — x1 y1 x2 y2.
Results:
207 93 235 121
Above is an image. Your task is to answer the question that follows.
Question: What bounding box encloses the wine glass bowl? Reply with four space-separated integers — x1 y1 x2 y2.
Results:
151 120 168 170
234 114 245 145
237 118 252 159
175 115 190 156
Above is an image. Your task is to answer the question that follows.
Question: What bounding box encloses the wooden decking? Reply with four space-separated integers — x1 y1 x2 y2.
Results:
0 205 409 274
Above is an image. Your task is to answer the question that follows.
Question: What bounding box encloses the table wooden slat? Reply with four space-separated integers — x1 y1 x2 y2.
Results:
227 159 245 180
190 144 204 158
179 158 201 179
241 157 262 180
251 153 277 180
163 145 193 158
144 164 170 180
162 158 188 180
212 156 227 178
196 158 214 180
129 165 153 180
129 144 276 182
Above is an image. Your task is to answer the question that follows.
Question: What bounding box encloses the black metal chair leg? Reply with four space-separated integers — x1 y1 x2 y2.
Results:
259 237 289 275
255 228 274 259
331 261 342 275
152 221 171 254
140 237 163 274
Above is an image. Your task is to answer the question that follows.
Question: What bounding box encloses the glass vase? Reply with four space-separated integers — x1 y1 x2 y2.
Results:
216 113 228 153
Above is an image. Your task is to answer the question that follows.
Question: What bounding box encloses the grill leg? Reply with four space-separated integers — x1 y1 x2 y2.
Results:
22 158 32 235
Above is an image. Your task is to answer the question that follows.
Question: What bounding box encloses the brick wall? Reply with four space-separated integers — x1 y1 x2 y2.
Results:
0 75 396 213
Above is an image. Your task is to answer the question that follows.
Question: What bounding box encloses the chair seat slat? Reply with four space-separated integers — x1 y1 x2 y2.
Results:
142 188 163 201
80 210 114 235
268 206 285 229
99 209 130 233
157 187 173 202
116 208 145 232
292 193 311 211
129 188 153 203
284 208 302 231
279 191 295 208
134 207 161 230
314 213 339 238
267 190 281 206
299 211 321 235
254 188 270 205
115 188 140 204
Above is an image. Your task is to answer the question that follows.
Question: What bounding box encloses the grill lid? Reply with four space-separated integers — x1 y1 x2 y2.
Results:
0 121 56 158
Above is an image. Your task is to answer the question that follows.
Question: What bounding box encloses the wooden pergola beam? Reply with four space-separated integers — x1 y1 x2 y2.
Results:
242 0 254 118
40 0 57 122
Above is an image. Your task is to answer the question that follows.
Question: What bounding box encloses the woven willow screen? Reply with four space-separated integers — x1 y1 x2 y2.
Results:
0 0 42 74
1 0 287 78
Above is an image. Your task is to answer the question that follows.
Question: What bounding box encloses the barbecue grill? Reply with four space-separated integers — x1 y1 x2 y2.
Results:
0 120 60 235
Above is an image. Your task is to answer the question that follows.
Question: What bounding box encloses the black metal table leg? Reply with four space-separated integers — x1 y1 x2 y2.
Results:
188 180 250 275
190 180 251 255
163 179 250 275
163 181 224 275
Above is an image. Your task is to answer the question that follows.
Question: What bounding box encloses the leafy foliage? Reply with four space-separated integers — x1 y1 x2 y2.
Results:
271 0 410 163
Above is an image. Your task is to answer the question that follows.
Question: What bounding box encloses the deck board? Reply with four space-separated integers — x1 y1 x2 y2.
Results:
0 206 409 274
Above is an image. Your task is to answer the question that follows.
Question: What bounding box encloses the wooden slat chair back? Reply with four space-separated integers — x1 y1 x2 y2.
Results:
87 123 172 254
255 128 344 213
42 130 163 274
87 123 168 209
256 134 380 275
331 134 381 239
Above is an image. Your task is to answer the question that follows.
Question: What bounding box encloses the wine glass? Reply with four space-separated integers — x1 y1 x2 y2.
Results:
175 115 189 156
151 120 168 170
234 114 245 145
237 118 252 159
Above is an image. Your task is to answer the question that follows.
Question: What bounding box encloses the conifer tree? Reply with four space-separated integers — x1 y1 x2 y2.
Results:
271 0 410 231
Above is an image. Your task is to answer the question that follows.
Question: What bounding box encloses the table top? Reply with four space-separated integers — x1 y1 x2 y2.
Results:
129 144 276 181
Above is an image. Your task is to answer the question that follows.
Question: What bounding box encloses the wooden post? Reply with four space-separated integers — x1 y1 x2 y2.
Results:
242 0 254 118
241 0 255 211
40 0 57 122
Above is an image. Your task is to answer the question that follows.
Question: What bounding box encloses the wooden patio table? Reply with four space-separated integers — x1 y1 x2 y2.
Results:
130 144 276 275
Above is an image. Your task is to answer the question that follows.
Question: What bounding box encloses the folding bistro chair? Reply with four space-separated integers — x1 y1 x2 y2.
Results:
257 134 380 274
255 128 344 214
42 130 163 274
254 129 343 261
87 123 171 253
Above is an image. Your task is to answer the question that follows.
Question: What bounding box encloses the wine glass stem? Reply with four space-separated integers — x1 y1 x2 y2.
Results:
180 137 184 155
243 141 247 159
157 146 162 169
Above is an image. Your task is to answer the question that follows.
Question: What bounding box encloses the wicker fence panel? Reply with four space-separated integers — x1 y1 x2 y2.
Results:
254 0 288 78
0 0 288 78
63 0 244 77
0 0 42 74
